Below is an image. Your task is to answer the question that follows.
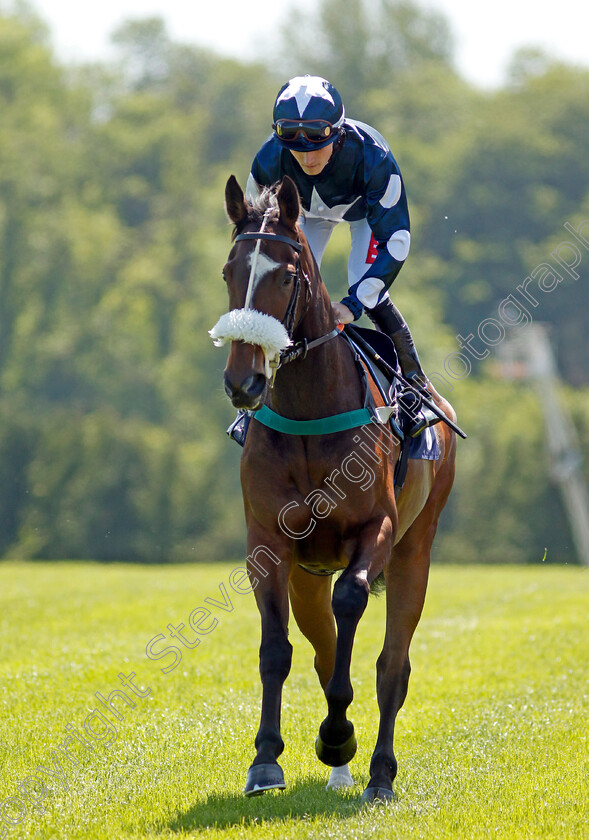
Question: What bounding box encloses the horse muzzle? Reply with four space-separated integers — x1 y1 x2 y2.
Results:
224 371 267 410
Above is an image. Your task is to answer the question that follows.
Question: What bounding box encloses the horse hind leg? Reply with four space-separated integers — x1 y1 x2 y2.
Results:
326 763 355 789
363 520 439 802
363 452 455 803
289 564 337 690
363 647 412 803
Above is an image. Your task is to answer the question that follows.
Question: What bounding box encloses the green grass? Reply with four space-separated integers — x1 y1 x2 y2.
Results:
0 562 587 839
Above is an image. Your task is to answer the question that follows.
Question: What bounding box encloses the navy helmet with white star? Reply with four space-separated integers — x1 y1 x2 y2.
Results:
272 75 345 151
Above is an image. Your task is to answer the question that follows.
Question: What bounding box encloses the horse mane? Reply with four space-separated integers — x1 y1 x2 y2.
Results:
232 185 281 239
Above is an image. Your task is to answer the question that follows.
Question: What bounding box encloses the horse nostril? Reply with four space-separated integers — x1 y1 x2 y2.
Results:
224 373 238 399
242 374 266 398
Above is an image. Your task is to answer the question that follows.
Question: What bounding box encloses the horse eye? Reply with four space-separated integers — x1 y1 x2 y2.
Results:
283 272 296 286
222 269 228 283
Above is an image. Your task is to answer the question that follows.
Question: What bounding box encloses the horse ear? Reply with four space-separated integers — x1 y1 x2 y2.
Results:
276 176 300 229
225 175 248 225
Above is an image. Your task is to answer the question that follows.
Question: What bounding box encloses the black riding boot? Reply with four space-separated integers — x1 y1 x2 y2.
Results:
366 298 440 437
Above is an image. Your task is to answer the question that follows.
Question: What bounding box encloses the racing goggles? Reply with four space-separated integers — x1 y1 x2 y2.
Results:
273 119 337 144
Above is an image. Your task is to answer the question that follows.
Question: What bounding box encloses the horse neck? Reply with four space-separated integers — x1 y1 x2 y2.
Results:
268 268 362 420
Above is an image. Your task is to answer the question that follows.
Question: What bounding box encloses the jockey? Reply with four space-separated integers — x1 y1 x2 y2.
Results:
245 75 437 436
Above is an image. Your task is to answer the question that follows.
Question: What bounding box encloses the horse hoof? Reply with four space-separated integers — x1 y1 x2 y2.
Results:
362 786 396 804
326 763 355 789
315 730 357 767
244 763 286 797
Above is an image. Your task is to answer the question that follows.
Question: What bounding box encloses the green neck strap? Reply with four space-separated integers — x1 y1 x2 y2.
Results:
253 404 374 435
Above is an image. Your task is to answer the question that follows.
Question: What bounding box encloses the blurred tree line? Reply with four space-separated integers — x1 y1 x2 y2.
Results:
0 0 588 564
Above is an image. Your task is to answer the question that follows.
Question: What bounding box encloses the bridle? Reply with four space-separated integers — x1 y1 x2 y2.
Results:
234 200 310 340
234 227 307 337
234 223 339 376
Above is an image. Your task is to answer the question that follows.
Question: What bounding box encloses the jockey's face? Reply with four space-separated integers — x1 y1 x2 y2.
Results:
290 142 335 176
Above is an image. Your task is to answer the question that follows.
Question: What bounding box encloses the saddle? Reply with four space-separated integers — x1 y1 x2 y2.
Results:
341 325 422 494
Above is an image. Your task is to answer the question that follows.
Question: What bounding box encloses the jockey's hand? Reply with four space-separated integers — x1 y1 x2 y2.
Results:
331 301 354 325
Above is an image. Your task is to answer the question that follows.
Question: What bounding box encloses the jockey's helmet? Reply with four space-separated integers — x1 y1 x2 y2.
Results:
272 75 345 151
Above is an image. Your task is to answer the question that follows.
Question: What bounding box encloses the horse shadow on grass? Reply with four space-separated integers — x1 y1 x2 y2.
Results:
167 777 372 833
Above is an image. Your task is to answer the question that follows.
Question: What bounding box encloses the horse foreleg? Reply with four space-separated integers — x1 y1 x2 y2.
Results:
289 564 355 788
244 536 292 797
314 530 384 768
315 561 370 767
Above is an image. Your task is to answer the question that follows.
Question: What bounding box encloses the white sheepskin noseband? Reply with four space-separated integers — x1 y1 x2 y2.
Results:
209 308 292 378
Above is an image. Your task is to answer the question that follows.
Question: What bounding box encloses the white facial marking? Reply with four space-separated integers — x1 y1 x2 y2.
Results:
247 251 280 290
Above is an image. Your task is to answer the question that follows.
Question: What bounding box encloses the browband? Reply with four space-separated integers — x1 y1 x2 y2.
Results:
235 232 303 252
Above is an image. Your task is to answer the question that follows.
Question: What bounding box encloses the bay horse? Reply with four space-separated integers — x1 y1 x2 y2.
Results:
210 174 457 803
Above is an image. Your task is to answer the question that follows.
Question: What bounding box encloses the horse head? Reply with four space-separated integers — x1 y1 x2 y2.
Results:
210 175 309 410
